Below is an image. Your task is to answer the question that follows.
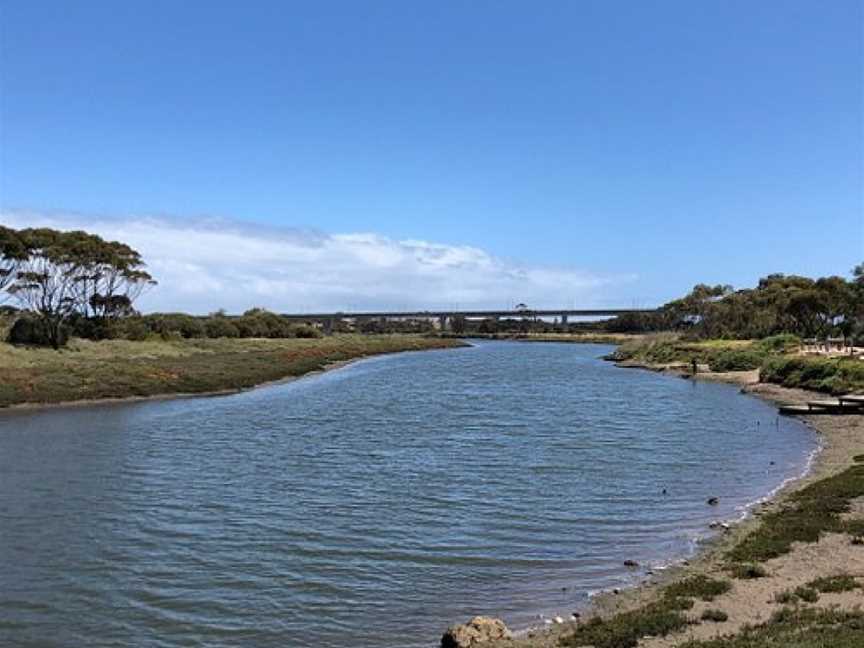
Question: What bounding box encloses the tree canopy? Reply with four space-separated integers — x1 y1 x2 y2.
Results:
0 226 155 347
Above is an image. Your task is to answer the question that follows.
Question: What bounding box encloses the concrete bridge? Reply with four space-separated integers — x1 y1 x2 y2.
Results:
281 307 654 334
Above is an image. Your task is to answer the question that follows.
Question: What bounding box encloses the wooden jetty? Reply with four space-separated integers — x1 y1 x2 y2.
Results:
779 394 864 416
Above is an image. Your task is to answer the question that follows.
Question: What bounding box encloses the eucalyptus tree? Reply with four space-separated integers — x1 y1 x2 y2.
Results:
0 226 27 297
5 227 156 348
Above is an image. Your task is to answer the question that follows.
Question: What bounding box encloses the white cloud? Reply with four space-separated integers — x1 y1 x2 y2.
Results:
0 210 635 314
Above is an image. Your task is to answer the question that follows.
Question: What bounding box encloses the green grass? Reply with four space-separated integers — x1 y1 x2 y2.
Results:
559 576 730 648
0 335 465 407
726 463 864 563
677 607 864 648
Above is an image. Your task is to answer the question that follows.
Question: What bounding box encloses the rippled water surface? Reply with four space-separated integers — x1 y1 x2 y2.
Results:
0 342 816 647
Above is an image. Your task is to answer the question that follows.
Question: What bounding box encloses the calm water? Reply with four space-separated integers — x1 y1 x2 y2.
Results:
0 342 816 647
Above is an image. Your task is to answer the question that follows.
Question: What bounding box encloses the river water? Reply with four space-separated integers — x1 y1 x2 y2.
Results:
0 341 816 647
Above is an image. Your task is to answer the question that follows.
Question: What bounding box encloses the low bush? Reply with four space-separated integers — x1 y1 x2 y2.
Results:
759 356 864 395
144 313 207 339
664 575 731 602
793 586 819 603
727 464 864 563
676 607 864 647
8 316 68 347
700 609 728 622
707 349 765 372
203 317 240 338
807 574 860 593
560 576 730 647
754 334 801 354
729 563 767 579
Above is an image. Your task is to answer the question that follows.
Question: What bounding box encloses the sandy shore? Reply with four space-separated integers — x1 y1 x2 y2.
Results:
476 364 864 648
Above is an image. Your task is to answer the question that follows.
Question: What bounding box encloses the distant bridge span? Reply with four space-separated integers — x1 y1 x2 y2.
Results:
281 307 656 332
282 308 653 320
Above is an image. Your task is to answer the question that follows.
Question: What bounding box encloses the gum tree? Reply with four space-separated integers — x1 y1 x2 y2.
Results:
6 227 156 348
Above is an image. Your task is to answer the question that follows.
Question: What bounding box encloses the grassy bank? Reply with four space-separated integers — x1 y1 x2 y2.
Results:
0 334 465 408
609 334 799 371
609 333 864 394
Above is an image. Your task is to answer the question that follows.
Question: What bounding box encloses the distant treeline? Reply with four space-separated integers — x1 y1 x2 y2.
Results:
448 269 864 341
2 224 862 346
609 270 864 340
0 226 323 347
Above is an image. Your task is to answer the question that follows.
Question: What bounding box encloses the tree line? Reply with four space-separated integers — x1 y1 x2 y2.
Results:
0 226 321 347
0 226 156 348
2 224 862 346
606 266 864 340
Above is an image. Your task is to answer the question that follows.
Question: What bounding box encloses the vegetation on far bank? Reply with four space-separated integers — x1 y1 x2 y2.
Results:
608 333 864 395
0 334 463 408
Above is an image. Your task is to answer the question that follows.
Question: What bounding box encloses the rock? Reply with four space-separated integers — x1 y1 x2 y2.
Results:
553 616 564 624
707 497 720 506
441 617 512 648
624 560 639 568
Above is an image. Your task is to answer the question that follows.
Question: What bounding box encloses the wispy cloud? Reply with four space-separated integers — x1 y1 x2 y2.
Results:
0 210 635 314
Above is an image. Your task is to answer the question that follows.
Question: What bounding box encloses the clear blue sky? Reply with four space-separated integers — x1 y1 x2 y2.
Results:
1 0 862 308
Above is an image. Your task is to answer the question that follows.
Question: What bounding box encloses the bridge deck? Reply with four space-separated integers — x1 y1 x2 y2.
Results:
281 308 653 320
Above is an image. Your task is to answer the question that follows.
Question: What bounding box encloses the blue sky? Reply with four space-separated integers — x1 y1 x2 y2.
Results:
1 1 862 312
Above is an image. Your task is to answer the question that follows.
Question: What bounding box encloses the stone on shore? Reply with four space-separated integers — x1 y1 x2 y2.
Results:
441 616 511 647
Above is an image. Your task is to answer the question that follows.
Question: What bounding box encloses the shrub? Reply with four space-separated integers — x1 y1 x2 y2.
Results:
729 564 767 579
291 324 322 339
774 590 797 604
793 586 819 603
707 349 765 372
8 316 68 347
700 609 728 622
235 309 294 338
759 356 864 395
807 575 860 593
754 334 801 354
664 575 731 602
727 464 864 563
144 313 207 339
203 317 240 338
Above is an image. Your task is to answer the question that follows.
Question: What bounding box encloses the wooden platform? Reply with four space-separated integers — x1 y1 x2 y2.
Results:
780 394 864 416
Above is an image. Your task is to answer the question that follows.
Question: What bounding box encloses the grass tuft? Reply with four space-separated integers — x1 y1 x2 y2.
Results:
676 608 864 648
664 575 731 602
700 609 728 623
806 574 860 593
560 576 730 647
728 564 767 580
726 464 864 563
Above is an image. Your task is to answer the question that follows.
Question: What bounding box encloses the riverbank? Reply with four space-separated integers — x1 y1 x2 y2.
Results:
0 334 466 409
477 362 864 648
